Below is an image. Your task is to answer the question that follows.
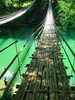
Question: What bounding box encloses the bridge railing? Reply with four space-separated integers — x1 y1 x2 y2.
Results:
0 18 46 100
52 14 75 76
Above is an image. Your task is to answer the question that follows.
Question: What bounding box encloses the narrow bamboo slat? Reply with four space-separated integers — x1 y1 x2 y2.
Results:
39 67 45 100
24 66 37 100
55 40 63 100
44 67 48 100
36 61 43 100
32 68 38 100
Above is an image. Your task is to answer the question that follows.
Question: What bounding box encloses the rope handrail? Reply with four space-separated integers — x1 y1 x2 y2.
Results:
1 24 44 100
52 12 75 57
51 5 75 72
52 12 75 41
15 43 23 80
48 5 75 74
56 27 75 57
52 14 75 73
0 17 45 53
56 31 75 73
0 22 44 79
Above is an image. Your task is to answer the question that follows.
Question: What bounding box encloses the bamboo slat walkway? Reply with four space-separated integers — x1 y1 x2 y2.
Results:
14 0 74 100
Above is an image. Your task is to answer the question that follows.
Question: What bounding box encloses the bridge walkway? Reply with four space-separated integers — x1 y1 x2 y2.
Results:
13 0 73 100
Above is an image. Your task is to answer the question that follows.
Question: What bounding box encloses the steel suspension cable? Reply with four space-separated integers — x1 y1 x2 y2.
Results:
51 1 74 41
52 14 75 41
71 56 75 75
15 43 22 80
51 3 75 98
56 28 75 57
53 17 75 73
53 2 75 76
52 14 75 57
56 31 75 73
0 17 45 53
0 22 44 79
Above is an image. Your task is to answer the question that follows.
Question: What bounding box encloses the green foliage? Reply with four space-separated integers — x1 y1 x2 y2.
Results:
0 1 3 8
56 0 75 30
34 0 47 13
0 0 32 14
0 0 48 26
3 0 12 7
0 93 12 100
10 15 25 25
23 0 48 26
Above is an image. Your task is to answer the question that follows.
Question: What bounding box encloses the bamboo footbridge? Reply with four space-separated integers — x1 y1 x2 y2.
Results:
0 0 75 100
13 0 74 100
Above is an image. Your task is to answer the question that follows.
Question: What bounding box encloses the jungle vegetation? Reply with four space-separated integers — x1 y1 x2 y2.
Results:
53 0 75 30
0 0 48 26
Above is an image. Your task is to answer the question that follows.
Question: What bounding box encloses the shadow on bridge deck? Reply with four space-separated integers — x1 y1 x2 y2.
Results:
0 0 75 100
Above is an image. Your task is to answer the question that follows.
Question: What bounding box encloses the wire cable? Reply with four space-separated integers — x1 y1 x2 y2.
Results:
53 16 75 74
0 17 45 53
15 43 22 80
53 13 75 41
0 21 44 79
1 21 44 100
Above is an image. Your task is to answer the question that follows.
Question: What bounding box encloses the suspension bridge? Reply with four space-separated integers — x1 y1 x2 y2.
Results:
0 0 75 100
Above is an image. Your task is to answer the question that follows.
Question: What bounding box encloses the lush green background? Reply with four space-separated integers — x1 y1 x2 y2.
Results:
0 0 75 29
52 0 75 30
0 0 48 26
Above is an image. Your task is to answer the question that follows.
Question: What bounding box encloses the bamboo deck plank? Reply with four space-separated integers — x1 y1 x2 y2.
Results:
36 60 43 100
39 67 45 100
31 68 38 100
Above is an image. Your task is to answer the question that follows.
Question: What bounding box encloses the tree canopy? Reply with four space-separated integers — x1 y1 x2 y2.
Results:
56 0 75 30
0 0 48 26
0 0 33 15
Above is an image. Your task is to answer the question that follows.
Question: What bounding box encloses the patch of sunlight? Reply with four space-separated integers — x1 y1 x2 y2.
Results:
13 2 32 8
22 2 32 8
13 3 18 7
